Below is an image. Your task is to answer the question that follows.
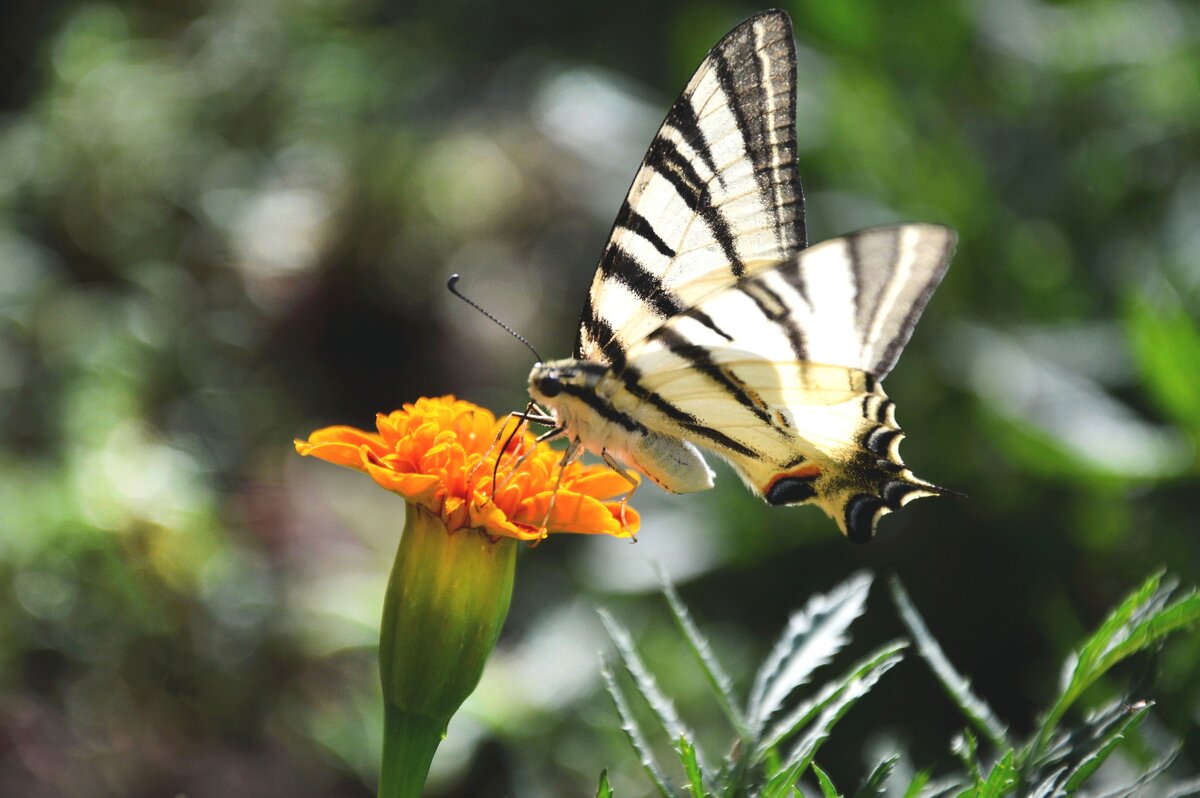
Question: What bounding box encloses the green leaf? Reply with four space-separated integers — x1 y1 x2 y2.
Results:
758 641 908 756
599 608 712 779
900 769 930 798
979 750 1016 797
1061 701 1153 791
890 577 1009 749
813 761 843 798
1034 698 1144 775
596 769 614 798
675 737 706 798
1124 294 1200 441
774 649 903 778
1031 573 1200 762
749 572 873 735
853 754 899 797
601 659 678 798
658 570 747 736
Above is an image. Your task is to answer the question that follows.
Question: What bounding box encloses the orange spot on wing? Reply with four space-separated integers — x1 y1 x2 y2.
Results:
765 463 821 491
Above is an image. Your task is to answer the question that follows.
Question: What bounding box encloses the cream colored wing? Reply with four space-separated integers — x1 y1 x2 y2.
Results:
599 224 956 540
577 10 806 367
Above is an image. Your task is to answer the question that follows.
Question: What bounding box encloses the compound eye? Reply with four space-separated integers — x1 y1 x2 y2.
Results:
538 375 562 398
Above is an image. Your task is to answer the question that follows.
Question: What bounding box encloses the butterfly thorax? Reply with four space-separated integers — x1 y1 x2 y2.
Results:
528 359 618 450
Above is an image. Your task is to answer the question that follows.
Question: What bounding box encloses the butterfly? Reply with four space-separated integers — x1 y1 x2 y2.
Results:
523 9 956 542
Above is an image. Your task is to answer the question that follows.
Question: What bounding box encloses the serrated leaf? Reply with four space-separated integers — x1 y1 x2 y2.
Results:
601 660 678 798
758 641 908 756
921 777 967 798
777 651 902 777
1060 701 1152 791
1032 574 1199 761
813 762 842 798
760 758 809 798
979 750 1017 797
675 737 706 798
854 754 899 797
658 570 747 736
596 769 614 798
749 572 873 734
599 608 712 779
1028 766 1068 798
1034 698 1136 772
890 578 1009 749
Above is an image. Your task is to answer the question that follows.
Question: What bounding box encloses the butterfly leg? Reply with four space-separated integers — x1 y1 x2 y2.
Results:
481 402 559 499
536 439 582 540
601 449 640 535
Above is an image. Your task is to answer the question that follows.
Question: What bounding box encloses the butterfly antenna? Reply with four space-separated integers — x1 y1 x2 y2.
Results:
447 274 544 362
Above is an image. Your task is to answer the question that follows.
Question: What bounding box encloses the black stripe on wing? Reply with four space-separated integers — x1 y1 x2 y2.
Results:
741 280 807 361
712 12 806 253
647 327 778 429
615 363 759 459
644 136 745 275
614 200 676 259
598 245 684 320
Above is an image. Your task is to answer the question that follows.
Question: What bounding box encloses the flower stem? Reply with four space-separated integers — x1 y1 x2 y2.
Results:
379 706 443 798
377 504 517 797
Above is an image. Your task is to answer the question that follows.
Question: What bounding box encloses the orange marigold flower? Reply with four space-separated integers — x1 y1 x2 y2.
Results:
294 395 639 541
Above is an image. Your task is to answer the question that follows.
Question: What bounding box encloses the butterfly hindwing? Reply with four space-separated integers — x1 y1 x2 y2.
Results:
577 9 805 364
602 224 956 539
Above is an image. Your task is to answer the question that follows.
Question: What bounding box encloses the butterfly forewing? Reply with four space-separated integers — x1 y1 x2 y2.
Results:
576 9 805 365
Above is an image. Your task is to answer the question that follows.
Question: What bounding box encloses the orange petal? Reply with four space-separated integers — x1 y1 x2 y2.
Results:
443 495 470 533
469 498 541 541
295 440 372 470
306 425 386 450
364 462 443 509
514 490 635 537
604 501 640 536
564 468 640 501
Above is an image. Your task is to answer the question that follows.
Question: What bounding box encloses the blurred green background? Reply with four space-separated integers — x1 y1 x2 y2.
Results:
2 0 1199 795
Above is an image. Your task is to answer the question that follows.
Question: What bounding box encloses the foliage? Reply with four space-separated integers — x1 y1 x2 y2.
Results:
600 572 1199 796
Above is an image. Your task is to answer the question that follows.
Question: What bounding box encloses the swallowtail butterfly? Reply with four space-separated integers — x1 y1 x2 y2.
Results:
525 9 956 542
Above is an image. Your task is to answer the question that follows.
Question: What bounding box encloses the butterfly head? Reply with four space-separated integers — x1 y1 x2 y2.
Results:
528 359 606 403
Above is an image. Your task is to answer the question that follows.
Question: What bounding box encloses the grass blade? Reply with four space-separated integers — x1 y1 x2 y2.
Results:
601 659 679 798
749 572 873 733
890 577 1009 749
